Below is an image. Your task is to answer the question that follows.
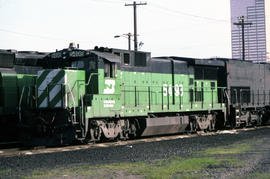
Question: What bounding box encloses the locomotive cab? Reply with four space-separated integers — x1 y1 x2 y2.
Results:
27 47 124 145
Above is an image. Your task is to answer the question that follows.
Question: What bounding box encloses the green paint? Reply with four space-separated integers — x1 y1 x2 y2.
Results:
37 69 85 109
0 73 36 115
86 69 225 118
35 66 225 121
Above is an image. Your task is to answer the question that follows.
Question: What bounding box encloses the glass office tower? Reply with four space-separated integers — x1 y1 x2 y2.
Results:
231 0 270 62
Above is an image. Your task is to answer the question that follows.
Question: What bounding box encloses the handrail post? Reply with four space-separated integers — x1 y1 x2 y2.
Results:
167 86 169 110
67 84 76 124
269 90 270 105
253 90 255 106
123 84 126 107
211 89 213 108
35 84 38 108
47 85 50 108
202 86 204 109
148 86 151 110
161 86 163 110
234 89 238 106
179 87 181 110
264 90 266 105
19 86 25 123
239 89 242 105
190 88 193 109
257 89 259 105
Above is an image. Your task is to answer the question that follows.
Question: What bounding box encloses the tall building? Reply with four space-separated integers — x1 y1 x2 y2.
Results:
230 0 270 62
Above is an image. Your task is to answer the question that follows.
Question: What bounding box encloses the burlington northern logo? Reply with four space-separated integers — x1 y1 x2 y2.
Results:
104 79 115 94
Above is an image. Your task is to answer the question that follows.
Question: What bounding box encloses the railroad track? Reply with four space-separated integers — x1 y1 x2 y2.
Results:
0 141 22 149
0 126 269 158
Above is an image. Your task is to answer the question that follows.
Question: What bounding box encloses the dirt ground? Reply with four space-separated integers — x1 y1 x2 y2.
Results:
1 127 270 178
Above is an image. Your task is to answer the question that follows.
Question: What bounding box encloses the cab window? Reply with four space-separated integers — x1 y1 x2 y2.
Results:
123 53 130 65
89 60 97 71
104 60 116 78
71 60 84 69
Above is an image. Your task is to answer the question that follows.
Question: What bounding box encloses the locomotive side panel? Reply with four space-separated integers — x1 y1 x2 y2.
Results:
228 60 265 107
263 63 270 106
226 59 269 127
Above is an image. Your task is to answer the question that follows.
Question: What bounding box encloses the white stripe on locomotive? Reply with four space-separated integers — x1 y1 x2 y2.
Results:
38 70 62 97
38 70 65 108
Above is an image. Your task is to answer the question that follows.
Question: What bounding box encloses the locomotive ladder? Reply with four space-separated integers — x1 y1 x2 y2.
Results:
67 84 87 140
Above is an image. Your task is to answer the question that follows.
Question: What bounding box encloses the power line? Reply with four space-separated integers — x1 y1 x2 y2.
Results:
0 28 91 44
87 0 124 5
0 28 65 41
150 3 230 24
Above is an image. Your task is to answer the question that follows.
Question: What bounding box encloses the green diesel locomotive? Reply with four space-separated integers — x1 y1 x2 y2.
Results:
0 50 47 143
24 47 226 146
0 72 36 142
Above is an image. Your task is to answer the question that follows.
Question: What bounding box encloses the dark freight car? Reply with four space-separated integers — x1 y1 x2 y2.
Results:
224 59 270 127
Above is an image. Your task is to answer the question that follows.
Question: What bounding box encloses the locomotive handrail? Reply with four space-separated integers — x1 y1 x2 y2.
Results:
18 86 25 123
86 73 99 86
67 84 76 106
121 84 226 110
67 84 76 123
69 80 85 94
121 85 223 92
227 88 270 107
80 89 87 138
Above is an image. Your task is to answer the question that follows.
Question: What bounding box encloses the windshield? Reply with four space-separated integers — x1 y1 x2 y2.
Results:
71 60 84 69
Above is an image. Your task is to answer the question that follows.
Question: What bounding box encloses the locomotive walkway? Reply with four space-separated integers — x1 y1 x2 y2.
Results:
1 126 270 178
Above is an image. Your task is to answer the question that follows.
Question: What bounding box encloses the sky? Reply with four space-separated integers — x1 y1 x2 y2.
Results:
0 0 232 58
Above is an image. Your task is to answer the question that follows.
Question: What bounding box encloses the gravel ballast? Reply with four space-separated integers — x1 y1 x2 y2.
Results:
1 127 270 178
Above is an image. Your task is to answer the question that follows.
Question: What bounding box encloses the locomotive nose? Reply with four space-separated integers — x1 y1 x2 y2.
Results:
37 69 66 108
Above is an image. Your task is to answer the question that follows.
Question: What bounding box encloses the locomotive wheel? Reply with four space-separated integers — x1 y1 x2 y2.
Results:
128 120 139 139
189 120 197 133
209 115 216 131
119 130 129 140
90 126 101 142
256 115 262 126
35 116 50 137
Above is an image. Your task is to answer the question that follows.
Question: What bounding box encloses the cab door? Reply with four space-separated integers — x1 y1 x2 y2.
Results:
102 59 121 115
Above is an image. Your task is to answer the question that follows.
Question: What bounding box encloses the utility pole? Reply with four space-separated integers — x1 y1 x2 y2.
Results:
127 33 132 51
125 1 147 51
114 33 133 51
233 16 252 61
